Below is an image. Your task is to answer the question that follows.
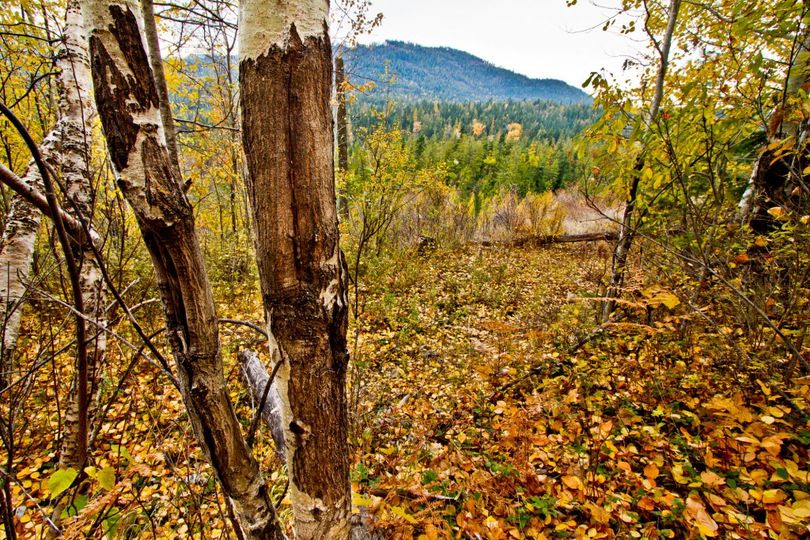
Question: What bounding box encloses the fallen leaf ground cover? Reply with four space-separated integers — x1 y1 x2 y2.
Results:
349 244 810 539
4 243 808 539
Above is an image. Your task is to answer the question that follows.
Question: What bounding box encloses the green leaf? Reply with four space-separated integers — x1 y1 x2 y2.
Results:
63 494 88 518
48 468 78 498
111 444 132 463
97 466 116 490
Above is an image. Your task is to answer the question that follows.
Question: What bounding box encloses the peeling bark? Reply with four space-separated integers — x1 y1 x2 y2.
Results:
239 2 351 537
54 0 104 478
81 0 284 537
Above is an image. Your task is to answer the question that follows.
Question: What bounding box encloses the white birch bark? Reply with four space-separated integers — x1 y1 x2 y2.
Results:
81 0 284 536
0 0 100 387
54 0 104 473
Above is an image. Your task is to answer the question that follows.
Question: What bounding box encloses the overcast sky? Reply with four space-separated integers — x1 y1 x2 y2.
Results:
347 0 641 88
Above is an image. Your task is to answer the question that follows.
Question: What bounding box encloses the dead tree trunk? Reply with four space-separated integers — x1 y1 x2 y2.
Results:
602 0 681 323
80 0 283 537
239 349 286 460
239 1 351 538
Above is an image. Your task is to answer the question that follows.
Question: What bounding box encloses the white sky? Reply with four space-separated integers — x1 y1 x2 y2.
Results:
349 0 642 88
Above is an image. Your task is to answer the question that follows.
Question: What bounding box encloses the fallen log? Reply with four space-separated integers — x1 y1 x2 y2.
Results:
238 349 286 459
480 231 618 248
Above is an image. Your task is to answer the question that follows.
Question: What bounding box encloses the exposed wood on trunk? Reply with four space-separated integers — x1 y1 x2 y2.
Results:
239 1 352 537
80 1 284 537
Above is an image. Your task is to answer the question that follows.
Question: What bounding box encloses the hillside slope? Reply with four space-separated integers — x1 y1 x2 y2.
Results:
342 41 591 104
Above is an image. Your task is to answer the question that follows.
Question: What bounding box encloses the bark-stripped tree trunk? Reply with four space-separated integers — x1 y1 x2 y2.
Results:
239 349 286 460
239 1 351 537
601 0 681 323
80 1 283 537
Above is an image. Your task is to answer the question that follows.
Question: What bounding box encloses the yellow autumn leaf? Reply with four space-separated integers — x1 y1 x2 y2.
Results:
792 499 810 517
672 463 690 484
391 506 418 524
686 497 718 537
656 291 680 309
562 475 582 490
767 206 785 219
762 489 787 505
700 470 724 487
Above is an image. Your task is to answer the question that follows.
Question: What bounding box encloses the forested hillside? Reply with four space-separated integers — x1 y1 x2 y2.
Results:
350 100 596 141
342 41 592 103
0 0 808 539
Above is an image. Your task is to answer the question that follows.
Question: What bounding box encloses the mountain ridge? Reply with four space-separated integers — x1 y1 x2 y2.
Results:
341 41 591 104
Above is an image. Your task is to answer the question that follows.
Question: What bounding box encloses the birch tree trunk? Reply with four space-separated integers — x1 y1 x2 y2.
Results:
239 1 351 537
0 0 102 393
54 0 104 477
0 183 41 386
80 1 283 536
601 0 681 322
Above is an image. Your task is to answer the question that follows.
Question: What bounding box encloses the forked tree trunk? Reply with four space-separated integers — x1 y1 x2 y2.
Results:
0 0 103 398
602 0 681 322
80 1 283 537
239 1 351 538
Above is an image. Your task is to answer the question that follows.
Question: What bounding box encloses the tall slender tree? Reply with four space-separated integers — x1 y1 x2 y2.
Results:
601 0 682 322
52 0 104 481
239 0 352 538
